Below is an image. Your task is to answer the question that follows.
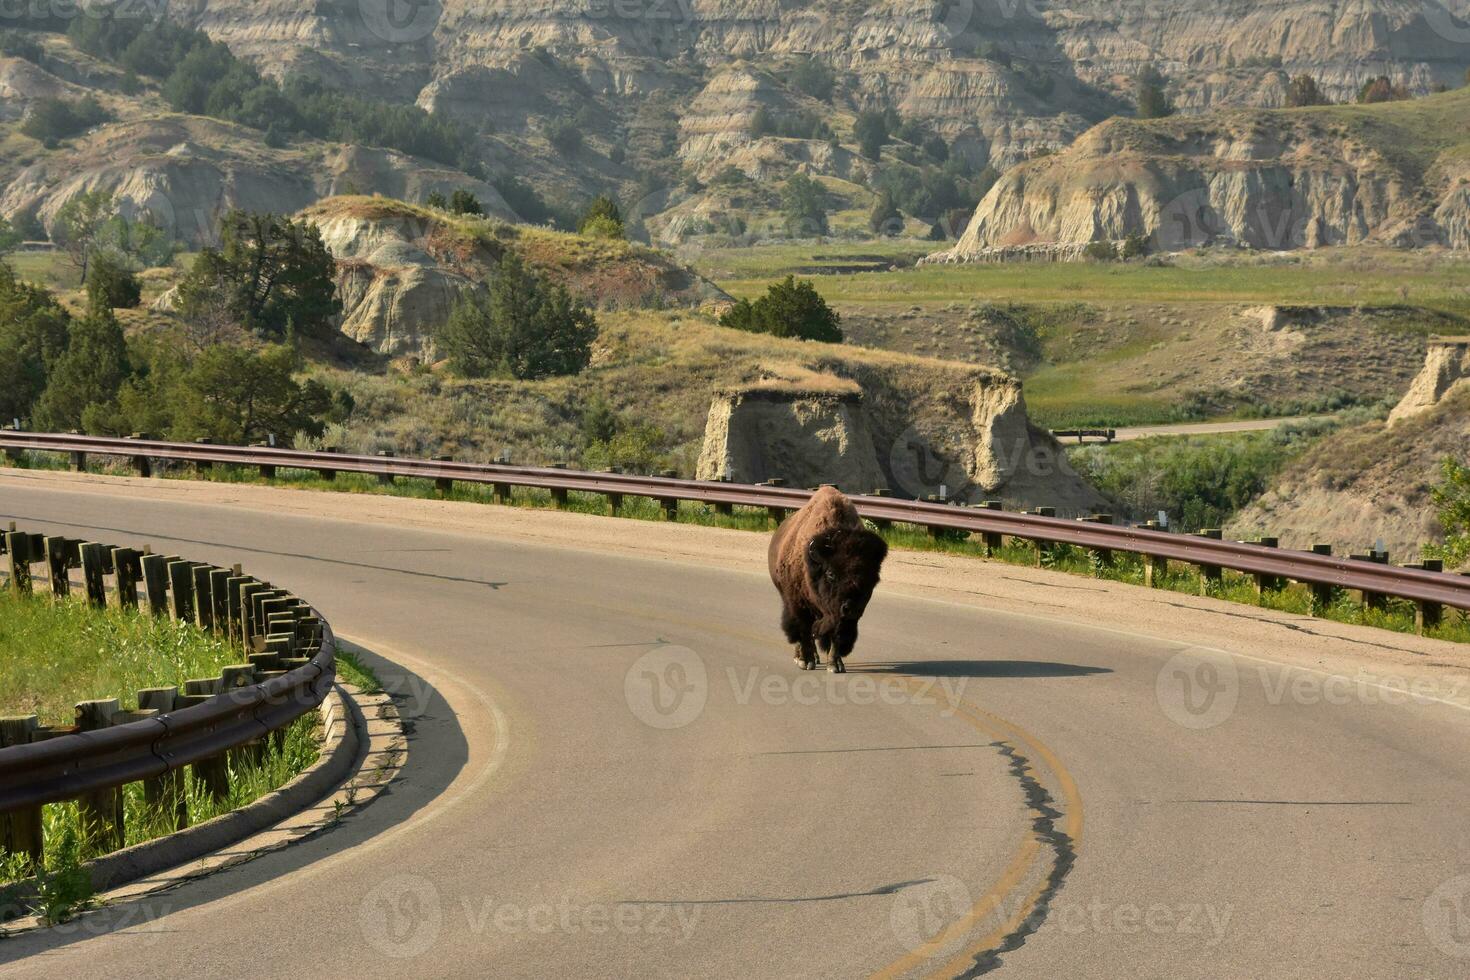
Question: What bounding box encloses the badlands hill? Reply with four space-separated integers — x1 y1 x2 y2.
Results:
5 1 1470 246
929 86 1470 259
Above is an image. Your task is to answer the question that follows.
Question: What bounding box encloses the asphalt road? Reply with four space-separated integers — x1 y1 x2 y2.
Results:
2 477 1470 978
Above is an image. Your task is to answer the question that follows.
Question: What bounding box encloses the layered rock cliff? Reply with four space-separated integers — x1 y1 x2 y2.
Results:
928 87 1470 259
696 364 1105 512
1391 336 1470 422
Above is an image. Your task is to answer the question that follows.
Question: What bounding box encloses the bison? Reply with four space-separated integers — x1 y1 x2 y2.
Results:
768 486 888 673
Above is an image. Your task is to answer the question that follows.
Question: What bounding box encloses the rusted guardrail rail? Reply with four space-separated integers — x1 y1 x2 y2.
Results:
2 431 1468 633
0 521 333 865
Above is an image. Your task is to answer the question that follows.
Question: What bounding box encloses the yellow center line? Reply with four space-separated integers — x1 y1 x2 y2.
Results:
871 681 1086 980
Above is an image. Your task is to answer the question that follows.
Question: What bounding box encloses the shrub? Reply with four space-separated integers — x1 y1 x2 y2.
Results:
176 211 341 340
0 263 70 423
547 119 583 156
781 173 829 237
21 95 108 144
1135 66 1173 119
853 110 890 160
1286 75 1330 108
33 304 130 433
449 189 484 216
869 192 903 236
85 253 141 309
1358 76 1410 104
719 275 842 343
425 190 449 210
436 253 598 380
1084 240 1119 262
790 58 836 101
1120 233 1151 259
578 195 625 239
1426 458 1470 568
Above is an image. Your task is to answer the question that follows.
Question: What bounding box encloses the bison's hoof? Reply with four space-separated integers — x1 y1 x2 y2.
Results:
828 660 846 674
800 660 817 671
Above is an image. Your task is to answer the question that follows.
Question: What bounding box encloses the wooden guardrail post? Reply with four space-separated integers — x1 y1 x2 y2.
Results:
1405 559 1444 633
1030 507 1056 566
865 489 893 530
75 699 125 852
136 687 188 831
317 446 340 482
181 678 231 801
1251 537 1282 596
126 434 152 477
0 715 43 866
208 568 230 633
45 535 71 597
192 565 214 630
1195 529 1223 592
1307 544 1336 612
113 547 142 609
5 527 34 595
376 450 396 485
193 438 214 474
79 541 108 608
1082 514 1114 567
973 501 1003 556
167 559 195 621
493 480 511 505
433 455 454 496
141 552 170 617
549 463 569 508
68 448 87 472
1351 549 1390 611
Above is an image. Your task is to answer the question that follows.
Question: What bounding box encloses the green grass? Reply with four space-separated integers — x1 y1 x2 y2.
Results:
1 713 320 921
714 250 1470 314
0 589 243 725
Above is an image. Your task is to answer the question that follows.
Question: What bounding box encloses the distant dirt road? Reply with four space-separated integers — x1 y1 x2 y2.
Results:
1 469 1469 978
1109 415 1327 441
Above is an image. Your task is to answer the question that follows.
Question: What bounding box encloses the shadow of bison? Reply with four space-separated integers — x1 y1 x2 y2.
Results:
768 486 889 673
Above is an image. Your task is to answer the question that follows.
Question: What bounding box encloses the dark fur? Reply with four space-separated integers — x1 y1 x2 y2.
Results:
767 487 888 672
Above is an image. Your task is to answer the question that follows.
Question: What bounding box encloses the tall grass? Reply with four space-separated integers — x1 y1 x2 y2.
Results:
0 590 242 725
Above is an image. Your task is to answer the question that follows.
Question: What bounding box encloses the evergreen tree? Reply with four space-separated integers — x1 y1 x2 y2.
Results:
33 303 130 432
436 253 599 380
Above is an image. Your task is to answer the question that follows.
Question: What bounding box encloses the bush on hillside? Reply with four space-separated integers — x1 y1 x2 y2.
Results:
579 195 625 239
436 253 598 380
1427 458 1470 568
85 253 141 309
21 95 108 144
719 276 842 343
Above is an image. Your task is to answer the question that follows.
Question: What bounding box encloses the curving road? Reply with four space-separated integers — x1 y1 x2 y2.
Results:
2 471 1470 978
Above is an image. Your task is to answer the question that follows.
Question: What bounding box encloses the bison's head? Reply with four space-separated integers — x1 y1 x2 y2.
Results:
806 527 889 621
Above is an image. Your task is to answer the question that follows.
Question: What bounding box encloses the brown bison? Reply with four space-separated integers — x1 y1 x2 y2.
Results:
768 486 889 673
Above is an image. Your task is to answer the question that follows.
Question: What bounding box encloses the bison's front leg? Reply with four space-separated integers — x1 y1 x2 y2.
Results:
781 603 819 670
828 619 860 674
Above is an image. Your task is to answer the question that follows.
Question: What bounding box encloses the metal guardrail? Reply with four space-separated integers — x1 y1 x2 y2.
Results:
2 431 1468 622
0 515 334 864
